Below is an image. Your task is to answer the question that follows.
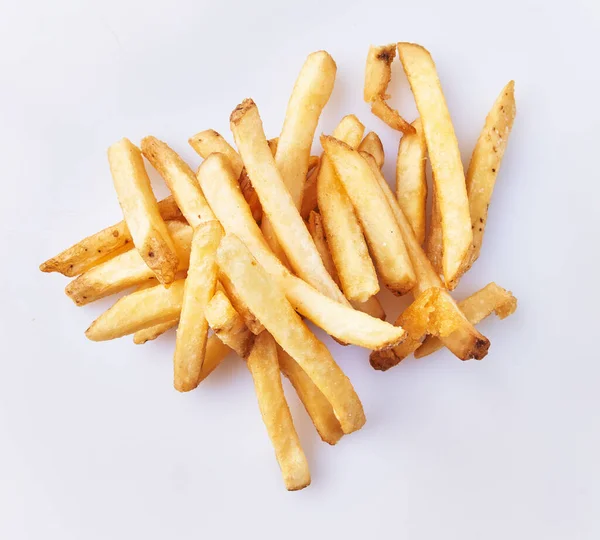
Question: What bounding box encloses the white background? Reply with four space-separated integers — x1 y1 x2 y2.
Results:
1 0 599 538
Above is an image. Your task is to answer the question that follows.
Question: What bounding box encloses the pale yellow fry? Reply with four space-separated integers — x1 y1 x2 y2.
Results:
371 97 415 135
364 44 396 102
230 99 348 305
65 221 192 306
397 42 472 289
277 347 343 446
358 132 385 170
247 332 311 491
415 283 517 358
217 234 366 434
198 154 406 350
396 118 427 245
108 138 179 284
133 319 178 345
322 136 416 295
188 129 244 177
141 136 214 227
174 221 223 392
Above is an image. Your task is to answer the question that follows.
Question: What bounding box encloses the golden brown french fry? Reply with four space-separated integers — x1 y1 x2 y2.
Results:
133 319 178 345
463 81 517 272
300 162 320 220
247 332 311 491
65 221 192 306
230 99 348 305
205 289 254 358
358 132 385 170
371 97 415 135
397 42 472 289
352 296 385 320
174 221 223 392
217 272 264 335
364 44 396 102
426 183 443 274
322 136 416 295
415 283 517 358
40 196 182 277
141 136 214 227
217 234 365 434
396 118 427 245
277 347 343 446
198 153 406 350
108 138 179 284
188 129 244 177
199 335 233 382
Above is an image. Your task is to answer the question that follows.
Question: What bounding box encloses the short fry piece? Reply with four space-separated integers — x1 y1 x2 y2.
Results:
189 129 244 177
371 97 416 135
133 319 178 345
396 118 427 244
364 44 396 102
397 43 472 288
174 221 223 392
358 132 385 170
247 332 311 491
217 234 365 434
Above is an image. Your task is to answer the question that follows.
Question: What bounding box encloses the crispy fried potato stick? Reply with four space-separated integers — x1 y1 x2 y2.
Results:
65 221 193 306
230 99 347 305
426 183 443 274
205 289 254 358
364 44 396 102
397 42 472 288
415 283 517 358
299 159 320 220
358 132 385 170
108 138 179 284
277 347 343 445
189 130 244 177
174 221 223 392
322 136 416 295
141 136 214 227
133 319 178 345
247 332 311 491
217 272 264 335
198 153 405 350
371 97 415 135
396 118 427 244
218 234 365 434
40 196 182 277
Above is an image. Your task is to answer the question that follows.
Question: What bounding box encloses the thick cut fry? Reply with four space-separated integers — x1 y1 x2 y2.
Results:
133 319 178 344
416 283 517 358
174 221 223 392
217 234 365 434
364 44 396 102
322 136 416 295
396 118 427 245
189 130 244 177
205 289 254 358
278 347 343 445
65 221 192 306
141 136 214 227
230 99 347 305
40 196 182 277
198 154 406 350
397 43 472 288
464 81 517 272
371 97 415 135
358 132 385 170
247 332 311 491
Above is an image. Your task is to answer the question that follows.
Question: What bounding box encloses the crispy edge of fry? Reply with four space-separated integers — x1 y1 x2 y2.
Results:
189 129 244 177
230 99 348 305
277 346 343 445
321 135 416 295
358 132 385 170
217 234 366 434
397 42 472 289
141 136 214 227
205 289 255 358
415 283 517 358
108 138 179 284
198 153 406 351
133 319 178 345
371 97 416 135
364 44 396 102
247 331 311 491
396 118 427 245
39 196 182 277
173 221 223 392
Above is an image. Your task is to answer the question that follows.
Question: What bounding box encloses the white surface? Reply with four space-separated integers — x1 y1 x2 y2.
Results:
1 0 599 538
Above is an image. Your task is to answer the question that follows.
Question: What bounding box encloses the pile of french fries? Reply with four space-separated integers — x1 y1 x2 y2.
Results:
41 43 517 491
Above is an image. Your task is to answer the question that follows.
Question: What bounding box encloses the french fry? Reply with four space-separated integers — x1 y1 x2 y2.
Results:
65 221 193 306
189 129 244 177
317 117 380 303
217 234 366 434
199 335 233 382
39 196 182 277
371 97 415 135
198 153 406 350
426 183 444 274
246 332 311 491
358 132 385 170
364 44 396 102
299 160 320 220
205 289 254 358
277 347 343 445
133 319 178 345
230 99 348 305
141 136 215 227
396 118 427 245
217 272 264 335
322 136 416 295
352 296 385 320
397 42 472 289
415 283 517 358
173 221 223 392
108 138 179 284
